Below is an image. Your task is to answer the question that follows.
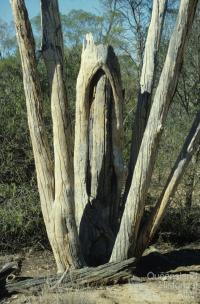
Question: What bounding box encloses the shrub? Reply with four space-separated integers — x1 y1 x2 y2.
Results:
0 182 48 252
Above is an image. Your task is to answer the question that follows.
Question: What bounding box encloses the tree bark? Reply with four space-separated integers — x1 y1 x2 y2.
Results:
10 0 55 251
125 0 167 200
110 0 198 262
4 258 137 295
41 0 84 272
74 34 124 265
136 111 200 256
11 0 84 273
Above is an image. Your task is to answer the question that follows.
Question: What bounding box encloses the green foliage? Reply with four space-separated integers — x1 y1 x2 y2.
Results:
64 45 82 126
32 7 126 51
159 206 200 244
61 10 104 46
0 56 34 184
0 55 48 251
0 183 48 251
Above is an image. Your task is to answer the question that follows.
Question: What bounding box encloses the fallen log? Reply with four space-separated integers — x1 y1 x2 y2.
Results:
4 257 137 294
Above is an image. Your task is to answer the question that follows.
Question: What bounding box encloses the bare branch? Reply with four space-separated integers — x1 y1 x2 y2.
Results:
41 0 84 271
10 0 54 224
122 0 167 223
111 0 198 262
136 110 200 256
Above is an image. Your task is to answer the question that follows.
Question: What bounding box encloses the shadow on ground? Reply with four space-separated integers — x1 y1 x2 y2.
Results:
136 248 200 276
0 247 200 302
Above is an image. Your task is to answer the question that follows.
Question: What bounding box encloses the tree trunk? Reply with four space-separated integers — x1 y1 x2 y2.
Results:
110 0 198 262
3 258 137 295
10 0 55 254
11 0 84 273
124 0 167 201
41 0 84 272
74 34 124 265
136 111 200 256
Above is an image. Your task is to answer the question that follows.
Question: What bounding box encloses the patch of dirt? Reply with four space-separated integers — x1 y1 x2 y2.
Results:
1 242 200 304
0 248 56 278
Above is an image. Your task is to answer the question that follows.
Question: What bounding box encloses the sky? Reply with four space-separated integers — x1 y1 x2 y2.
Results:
0 0 101 23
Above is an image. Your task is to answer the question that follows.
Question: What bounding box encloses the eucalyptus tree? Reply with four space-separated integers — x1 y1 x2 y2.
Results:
0 19 16 57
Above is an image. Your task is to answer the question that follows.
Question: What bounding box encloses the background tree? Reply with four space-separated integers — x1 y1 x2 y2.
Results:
0 19 16 57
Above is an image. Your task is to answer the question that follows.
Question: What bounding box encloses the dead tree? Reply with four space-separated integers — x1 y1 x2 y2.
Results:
74 34 124 265
10 0 199 273
2 258 137 295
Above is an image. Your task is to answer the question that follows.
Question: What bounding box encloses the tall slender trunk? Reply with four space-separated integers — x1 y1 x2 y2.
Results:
11 0 84 273
10 0 54 248
41 0 85 272
125 0 167 200
110 0 198 262
136 111 200 256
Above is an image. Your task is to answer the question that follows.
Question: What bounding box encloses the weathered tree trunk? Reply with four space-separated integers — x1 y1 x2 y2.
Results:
10 0 55 255
124 0 167 200
10 0 84 273
41 0 84 272
110 0 198 262
136 111 200 256
74 34 124 265
4 258 137 295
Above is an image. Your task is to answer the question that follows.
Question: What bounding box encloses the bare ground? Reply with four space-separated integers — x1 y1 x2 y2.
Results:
0 242 200 304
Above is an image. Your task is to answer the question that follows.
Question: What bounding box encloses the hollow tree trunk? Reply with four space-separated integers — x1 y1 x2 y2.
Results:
110 0 198 262
11 0 84 273
74 34 124 265
136 111 200 256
